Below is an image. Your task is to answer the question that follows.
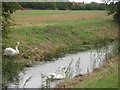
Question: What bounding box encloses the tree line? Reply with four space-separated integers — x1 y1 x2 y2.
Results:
19 2 106 10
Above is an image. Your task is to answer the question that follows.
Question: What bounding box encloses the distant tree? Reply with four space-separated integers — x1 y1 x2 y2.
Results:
45 2 56 9
107 1 120 23
71 4 80 10
101 0 120 23
113 2 120 23
56 2 71 10
19 2 72 10
71 2 105 10
98 3 106 10
89 2 100 10
101 0 112 4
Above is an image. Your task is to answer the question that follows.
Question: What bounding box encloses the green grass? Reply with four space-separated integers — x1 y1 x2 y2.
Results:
75 61 118 88
14 10 106 16
5 18 117 61
8 18 117 48
0 58 2 88
39 17 110 25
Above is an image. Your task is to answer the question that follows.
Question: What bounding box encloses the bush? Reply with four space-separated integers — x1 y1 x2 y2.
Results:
2 2 19 39
107 1 120 23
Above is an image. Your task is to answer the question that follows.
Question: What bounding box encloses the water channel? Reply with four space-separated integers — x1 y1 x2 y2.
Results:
8 42 117 88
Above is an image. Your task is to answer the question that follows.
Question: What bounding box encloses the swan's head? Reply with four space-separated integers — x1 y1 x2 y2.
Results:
17 42 20 45
61 66 66 69
59 66 66 72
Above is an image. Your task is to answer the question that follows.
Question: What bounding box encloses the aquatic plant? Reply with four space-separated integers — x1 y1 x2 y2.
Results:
65 59 73 78
23 75 32 88
75 57 81 74
76 57 80 69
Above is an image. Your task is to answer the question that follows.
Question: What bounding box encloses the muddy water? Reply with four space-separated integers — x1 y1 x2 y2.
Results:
8 42 116 88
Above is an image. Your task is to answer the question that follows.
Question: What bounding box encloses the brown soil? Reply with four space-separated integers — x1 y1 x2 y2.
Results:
19 40 60 61
12 12 111 27
55 57 119 88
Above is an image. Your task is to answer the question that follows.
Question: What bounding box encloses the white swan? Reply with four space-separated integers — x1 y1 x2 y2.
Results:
48 73 57 79
48 66 66 80
48 73 65 80
3 42 20 56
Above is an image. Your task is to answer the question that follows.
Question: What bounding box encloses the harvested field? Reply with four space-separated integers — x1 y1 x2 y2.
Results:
12 10 111 27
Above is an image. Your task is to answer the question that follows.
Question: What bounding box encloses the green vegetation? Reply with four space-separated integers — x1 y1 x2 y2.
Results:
2 2 19 87
19 2 105 10
3 56 25 81
5 18 118 60
107 1 120 23
3 14 118 83
2 9 118 87
75 60 118 88
0 58 1 88
2 1 119 88
2 2 19 39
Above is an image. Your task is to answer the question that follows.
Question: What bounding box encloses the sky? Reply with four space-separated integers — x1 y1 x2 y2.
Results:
69 0 103 3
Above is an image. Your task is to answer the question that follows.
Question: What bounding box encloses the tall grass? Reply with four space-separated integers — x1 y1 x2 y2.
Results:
2 56 28 88
0 58 2 89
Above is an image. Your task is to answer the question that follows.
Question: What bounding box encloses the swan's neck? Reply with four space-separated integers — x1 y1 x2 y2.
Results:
15 44 19 53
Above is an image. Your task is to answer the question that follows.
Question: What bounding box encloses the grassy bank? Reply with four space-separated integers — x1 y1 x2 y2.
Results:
75 58 118 88
2 10 118 84
5 18 118 61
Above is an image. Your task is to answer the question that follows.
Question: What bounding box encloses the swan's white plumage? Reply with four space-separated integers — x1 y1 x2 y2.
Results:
4 42 20 56
4 48 18 55
55 73 65 79
48 66 66 80
48 73 57 79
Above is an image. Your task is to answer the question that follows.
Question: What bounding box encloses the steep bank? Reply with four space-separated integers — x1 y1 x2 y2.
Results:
4 10 118 62
4 18 118 61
